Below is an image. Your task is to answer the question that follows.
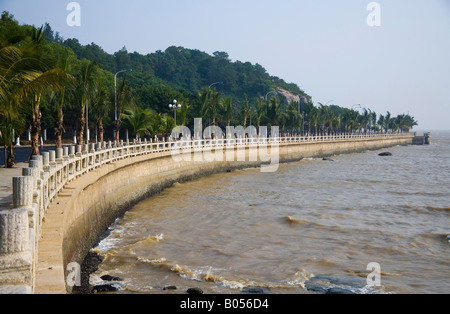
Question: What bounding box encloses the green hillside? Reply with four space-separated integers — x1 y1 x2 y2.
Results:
0 11 418 167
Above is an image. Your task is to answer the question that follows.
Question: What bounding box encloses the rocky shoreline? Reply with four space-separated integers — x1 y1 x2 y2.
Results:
72 251 208 294
73 252 371 295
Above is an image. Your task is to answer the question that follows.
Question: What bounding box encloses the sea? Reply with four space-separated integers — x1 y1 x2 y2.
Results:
90 131 449 294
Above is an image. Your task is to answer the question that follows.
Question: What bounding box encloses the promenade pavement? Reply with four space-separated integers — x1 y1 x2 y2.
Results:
0 163 27 210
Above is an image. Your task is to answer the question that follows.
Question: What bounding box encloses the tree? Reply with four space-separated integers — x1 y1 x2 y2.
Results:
0 107 26 167
54 48 75 148
91 88 111 143
384 111 391 134
200 87 221 137
75 59 99 145
25 26 72 158
149 113 175 140
114 76 134 143
285 102 302 135
343 109 359 134
266 96 283 127
222 97 233 128
178 101 190 127
0 25 72 162
305 102 319 136
122 105 153 139
377 114 385 134
241 95 251 129
255 99 265 132
371 111 378 133
318 103 335 135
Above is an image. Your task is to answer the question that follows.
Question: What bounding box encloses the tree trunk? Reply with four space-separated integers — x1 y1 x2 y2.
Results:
7 145 15 168
98 119 104 144
29 96 41 160
56 105 64 149
77 103 85 145
114 119 121 144
3 144 7 168
55 90 65 149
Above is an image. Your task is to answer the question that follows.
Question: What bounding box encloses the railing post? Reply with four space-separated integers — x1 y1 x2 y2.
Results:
0 175 35 293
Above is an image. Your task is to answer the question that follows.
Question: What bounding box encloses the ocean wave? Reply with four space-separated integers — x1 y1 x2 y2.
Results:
410 232 450 246
283 216 324 228
137 257 168 264
285 269 314 289
285 216 307 224
425 205 450 212
388 191 449 198
137 256 316 291
123 234 164 250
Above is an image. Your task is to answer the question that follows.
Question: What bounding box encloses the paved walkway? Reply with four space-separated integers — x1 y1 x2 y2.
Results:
0 163 27 210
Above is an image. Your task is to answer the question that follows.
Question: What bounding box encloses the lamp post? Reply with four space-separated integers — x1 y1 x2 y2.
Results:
114 69 132 139
169 100 181 125
265 90 279 113
209 81 223 88
352 104 362 111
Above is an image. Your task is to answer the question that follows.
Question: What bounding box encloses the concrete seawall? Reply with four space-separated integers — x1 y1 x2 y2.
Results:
0 134 414 294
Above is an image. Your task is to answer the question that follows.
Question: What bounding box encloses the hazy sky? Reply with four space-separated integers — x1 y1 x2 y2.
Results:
2 0 449 130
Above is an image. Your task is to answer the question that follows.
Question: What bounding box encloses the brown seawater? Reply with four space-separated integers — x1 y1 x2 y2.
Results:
90 131 450 294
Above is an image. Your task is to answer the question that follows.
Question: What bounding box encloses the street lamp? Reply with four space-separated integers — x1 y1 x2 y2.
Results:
209 81 223 88
265 90 279 113
114 69 132 138
169 100 181 125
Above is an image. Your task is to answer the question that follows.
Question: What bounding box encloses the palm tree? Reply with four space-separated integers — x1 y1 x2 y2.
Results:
343 109 359 134
122 105 153 139
178 102 190 126
360 108 371 134
384 111 391 134
306 102 319 136
0 108 26 167
403 114 418 132
76 59 99 145
200 87 221 137
91 88 111 143
158 113 175 140
54 49 75 148
266 96 283 127
331 115 341 136
0 44 29 166
286 102 302 135
377 114 385 134
255 99 265 133
114 76 133 143
223 97 233 128
222 97 234 138
0 30 71 162
371 111 378 133
318 103 335 135
241 95 251 129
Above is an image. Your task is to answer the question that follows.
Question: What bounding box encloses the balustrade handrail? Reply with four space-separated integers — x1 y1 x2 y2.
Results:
17 132 412 215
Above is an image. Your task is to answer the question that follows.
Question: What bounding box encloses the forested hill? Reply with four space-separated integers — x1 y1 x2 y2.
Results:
59 36 310 105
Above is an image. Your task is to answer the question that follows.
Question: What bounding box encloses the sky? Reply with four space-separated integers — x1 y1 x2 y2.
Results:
2 0 449 131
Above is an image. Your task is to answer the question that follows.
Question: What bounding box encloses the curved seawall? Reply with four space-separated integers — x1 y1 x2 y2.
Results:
0 134 414 293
